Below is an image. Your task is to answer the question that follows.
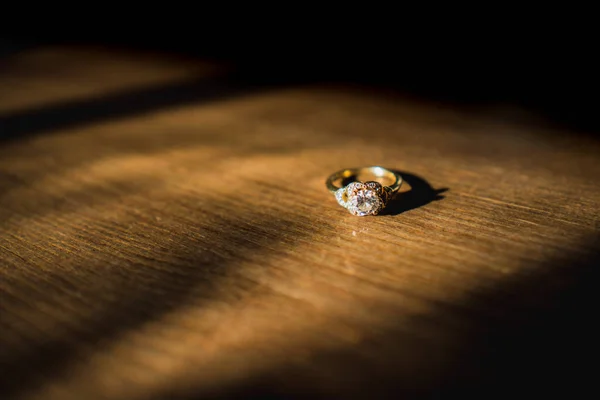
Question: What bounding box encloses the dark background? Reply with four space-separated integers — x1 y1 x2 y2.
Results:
1 19 596 135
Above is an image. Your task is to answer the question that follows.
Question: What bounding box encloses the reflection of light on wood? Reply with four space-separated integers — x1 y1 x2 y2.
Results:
0 46 226 114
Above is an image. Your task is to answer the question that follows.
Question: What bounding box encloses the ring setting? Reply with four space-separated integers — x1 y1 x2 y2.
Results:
336 181 388 216
326 166 402 216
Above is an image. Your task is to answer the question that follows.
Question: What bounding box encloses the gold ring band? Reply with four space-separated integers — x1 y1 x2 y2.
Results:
325 166 403 216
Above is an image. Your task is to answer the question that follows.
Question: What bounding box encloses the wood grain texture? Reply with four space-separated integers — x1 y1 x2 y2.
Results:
1 47 599 399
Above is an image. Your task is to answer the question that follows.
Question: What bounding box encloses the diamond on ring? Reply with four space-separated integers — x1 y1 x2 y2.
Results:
326 167 402 216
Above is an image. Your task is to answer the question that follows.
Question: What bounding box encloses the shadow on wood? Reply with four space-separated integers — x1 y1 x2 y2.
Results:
0 75 289 144
383 171 447 216
0 197 319 399
167 234 599 399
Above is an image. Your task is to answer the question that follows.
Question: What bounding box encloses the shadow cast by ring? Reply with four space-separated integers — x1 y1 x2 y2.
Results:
382 170 447 216
379 170 448 215
342 170 447 216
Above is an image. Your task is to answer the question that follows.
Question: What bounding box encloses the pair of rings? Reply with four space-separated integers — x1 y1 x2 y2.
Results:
326 166 402 216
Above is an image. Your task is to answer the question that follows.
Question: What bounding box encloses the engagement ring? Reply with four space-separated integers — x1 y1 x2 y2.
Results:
326 166 403 216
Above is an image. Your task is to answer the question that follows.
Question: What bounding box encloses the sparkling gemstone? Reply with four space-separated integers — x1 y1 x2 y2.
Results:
356 190 378 211
343 185 383 216
349 189 382 215
338 181 385 216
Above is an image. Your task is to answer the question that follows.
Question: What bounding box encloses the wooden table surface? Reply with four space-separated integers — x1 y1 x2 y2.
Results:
1 47 599 399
